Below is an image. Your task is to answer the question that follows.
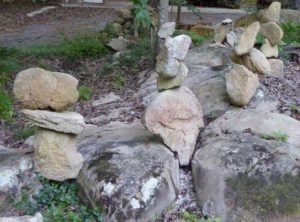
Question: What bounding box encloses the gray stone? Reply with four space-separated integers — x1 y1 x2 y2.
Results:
77 122 179 222
268 59 284 77
22 109 85 134
156 54 181 78
92 92 121 107
143 86 204 166
107 36 129 51
164 35 192 60
0 213 43 222
158 22 176 38
226 31 237 47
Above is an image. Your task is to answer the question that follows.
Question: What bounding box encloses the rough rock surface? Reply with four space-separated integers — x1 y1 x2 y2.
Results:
260 38 279 58
164 35 192 61
13 68 78 111
0 213 43 222
33 128 83 181
234 21 260 55
268 59 284 77
22 109 85 134
259 1 281 23
107 36 129 51
156 55 181 78
77 121 179 222
0 148 39 215
157 63 188 91
242 48 271 75
143 86 204 166
192 107 300 222
225 64 259 106
158 22 176 39
214 23 231 43
259 22 283 46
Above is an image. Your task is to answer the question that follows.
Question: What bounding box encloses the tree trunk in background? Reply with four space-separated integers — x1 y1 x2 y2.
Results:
176 4 182 26
156 0 169 55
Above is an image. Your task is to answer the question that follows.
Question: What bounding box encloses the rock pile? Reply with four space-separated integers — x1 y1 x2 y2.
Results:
213 1 285 107
144 23 204 166
13 68 84 181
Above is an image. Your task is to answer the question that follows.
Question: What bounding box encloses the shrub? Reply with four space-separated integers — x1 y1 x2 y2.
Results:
280 21 300 45
14 126 36 139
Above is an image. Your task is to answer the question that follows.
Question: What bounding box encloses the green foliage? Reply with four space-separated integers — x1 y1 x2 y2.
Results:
181 211 221 222
173 30 207 46
14 126 36 139
15 176 103 222
0 72 13 122
280 21 300 45
78 85 92 101
226 173 300 216
131 0 152 28
289 103 300 113
255 34 265 45
208 112 218 120
112 74 127 90
261 130 288 142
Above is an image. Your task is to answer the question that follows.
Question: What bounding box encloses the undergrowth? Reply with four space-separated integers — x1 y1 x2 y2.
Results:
15 176 103 222
173 29 209 46
280 21 300 45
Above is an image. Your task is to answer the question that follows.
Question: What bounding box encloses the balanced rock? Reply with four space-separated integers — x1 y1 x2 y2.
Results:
158 22 176 39
260 38 279 58
34 128 83 181
156 55 181 78
22 109 85 134
164 34 192 61
13 68 78 111
234 21 260 55
144 86 204 166
214 23 231 43
268 59 284 77
225 64 259 106
157 63 188 91
242 48 271 75
259 22 283 46
259 1 281 23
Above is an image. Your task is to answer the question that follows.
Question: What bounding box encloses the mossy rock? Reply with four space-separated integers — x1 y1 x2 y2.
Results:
104 22 123 37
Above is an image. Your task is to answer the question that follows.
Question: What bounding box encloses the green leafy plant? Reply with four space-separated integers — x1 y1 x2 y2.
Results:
112 74 127 90
208 112 218 120
15 176 103 222
280 21 300 45
78 85 92 101
255 34 265 45
289 103 300 113
181 211 222 222
131 0 152 28
14 126 36 139
0 72 13 123
261 130 288 142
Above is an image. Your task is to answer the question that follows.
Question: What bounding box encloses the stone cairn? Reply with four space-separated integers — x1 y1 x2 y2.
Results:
143 22 204 166
13 68 85 181
214 1 284 106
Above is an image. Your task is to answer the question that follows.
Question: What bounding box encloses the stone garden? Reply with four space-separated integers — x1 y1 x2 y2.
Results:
0 1 300 222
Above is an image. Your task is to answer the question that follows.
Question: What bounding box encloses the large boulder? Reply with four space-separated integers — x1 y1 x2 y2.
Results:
33 128 83 181
192 107 300 222
0 148 39 215
242 48 271 75
234 21 260 55
259 22 284 46
225 64 259 106
143 86 204 166
77 121 179 222
0 213 43 222
259 1 281 23
13 68 79 111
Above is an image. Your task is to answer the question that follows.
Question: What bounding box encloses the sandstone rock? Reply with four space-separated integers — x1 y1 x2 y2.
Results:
234 21 260 55
107 36 129 51
164 35 192 61
234 13 260 28
157 63 188 91
214 23 231 43
260 38 279 58
156 55 181 78
192 107 300 222
33 128 83 181
158 22 176 38
0 213 43 222
242 48 271 75
259 1 281 23
259 22 283 46
22 109 85 134
226 31 237 47
0 149 39 215
77 122 179 221
13 68 78 111
268 59 285 77
144 86 204 166
225 64 259 106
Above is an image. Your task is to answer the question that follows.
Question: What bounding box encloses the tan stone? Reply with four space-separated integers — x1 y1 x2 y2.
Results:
144 86 204 166
214 23 231 43
268 59 284 77
241 48 271 75
260 38 279 58
226 64 259 106
259 1 281 23
234 21 260 55
259 22 283 46
13 68 79 111
234 13 260 28
33 128 83 181
157 63 188 91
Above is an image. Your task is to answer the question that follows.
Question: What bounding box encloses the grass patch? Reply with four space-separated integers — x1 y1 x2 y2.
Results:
280 21 300 45
289 103 300 113
14 126 36 139
78 85 92 101
261 130 288 142
181 211 221 222
173 30 208 46
15 176 103 222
